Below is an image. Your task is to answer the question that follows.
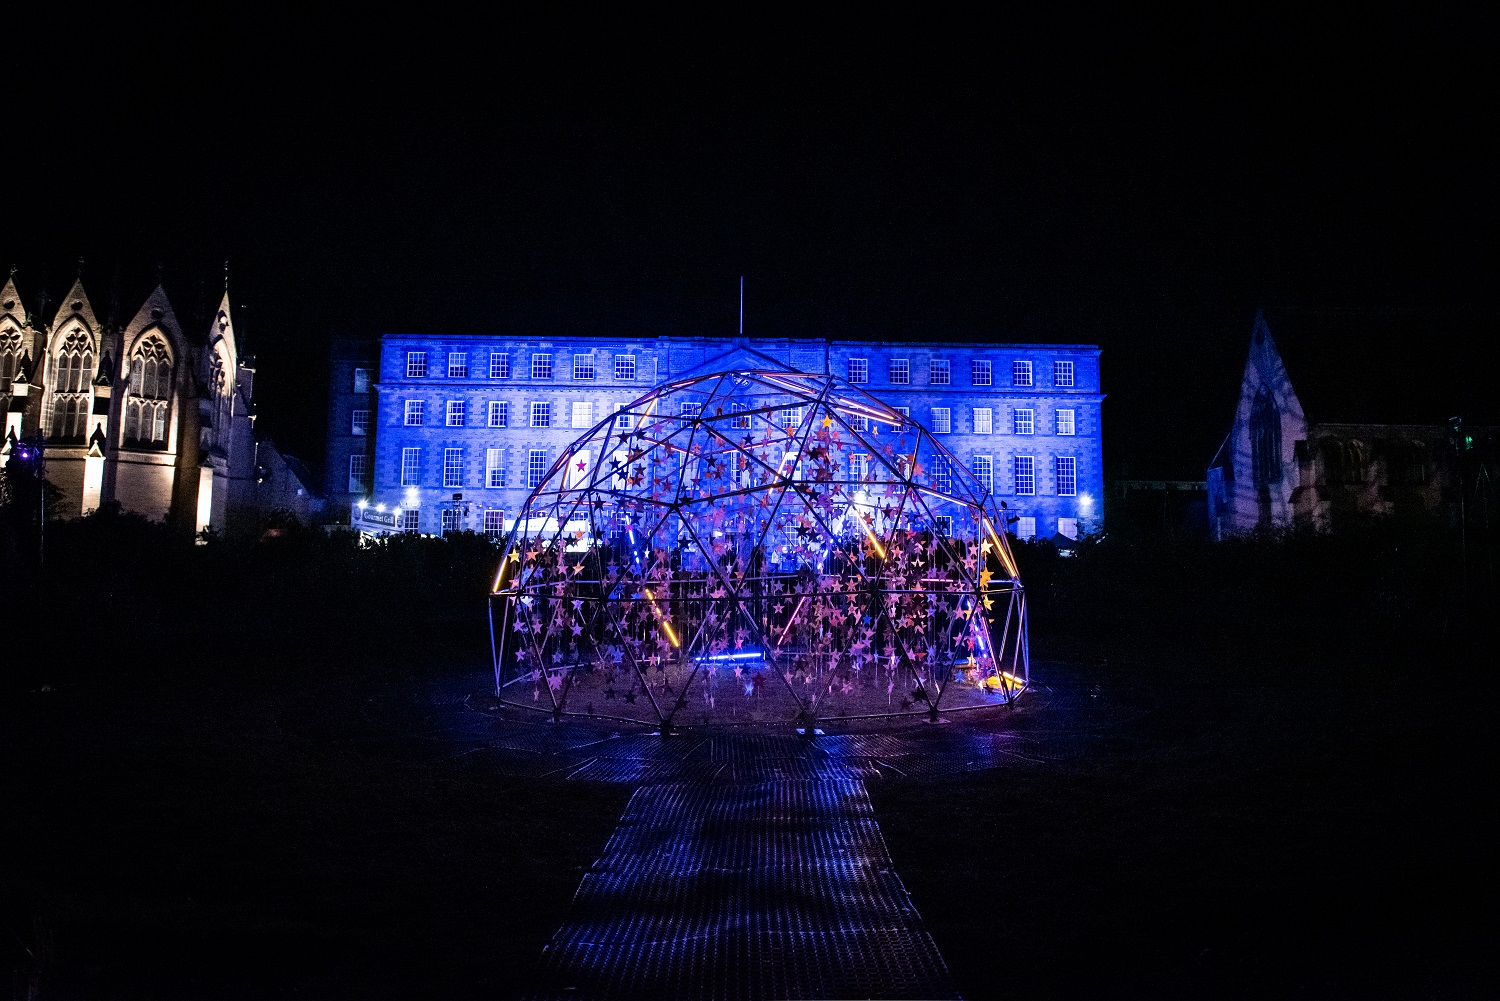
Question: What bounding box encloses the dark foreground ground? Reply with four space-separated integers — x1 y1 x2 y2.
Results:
3 518 1496 998
5 649 1492 999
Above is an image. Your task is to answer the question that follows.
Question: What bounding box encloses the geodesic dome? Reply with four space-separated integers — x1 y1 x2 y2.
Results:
487 355 1029 728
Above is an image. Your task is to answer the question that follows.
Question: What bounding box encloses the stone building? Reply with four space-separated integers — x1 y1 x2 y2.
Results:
326 334 1104 542
1207 311 1483 538
1 271 259 533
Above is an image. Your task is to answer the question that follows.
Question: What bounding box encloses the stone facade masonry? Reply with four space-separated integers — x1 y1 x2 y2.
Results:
329 334 1105 542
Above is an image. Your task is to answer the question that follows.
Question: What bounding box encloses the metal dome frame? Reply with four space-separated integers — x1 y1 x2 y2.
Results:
487 356 1028 730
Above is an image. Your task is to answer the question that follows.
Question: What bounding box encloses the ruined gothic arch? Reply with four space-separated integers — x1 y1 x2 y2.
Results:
1249 386 1281 487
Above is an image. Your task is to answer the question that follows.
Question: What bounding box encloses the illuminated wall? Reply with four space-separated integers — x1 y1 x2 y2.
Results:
334 334 1105 542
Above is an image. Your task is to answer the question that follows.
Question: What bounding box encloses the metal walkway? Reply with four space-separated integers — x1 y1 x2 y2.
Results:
528 774 960 1000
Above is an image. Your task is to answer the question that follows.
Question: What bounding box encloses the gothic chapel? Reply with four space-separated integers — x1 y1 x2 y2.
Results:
2 271 256 533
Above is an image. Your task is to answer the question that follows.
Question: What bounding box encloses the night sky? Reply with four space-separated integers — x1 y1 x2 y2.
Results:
6 26 1495 480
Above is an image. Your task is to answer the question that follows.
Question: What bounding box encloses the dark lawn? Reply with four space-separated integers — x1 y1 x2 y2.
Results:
872 650 1496 1000
2 669 629 1000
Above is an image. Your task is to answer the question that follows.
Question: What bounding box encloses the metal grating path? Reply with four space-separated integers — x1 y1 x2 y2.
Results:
528 778 961 1000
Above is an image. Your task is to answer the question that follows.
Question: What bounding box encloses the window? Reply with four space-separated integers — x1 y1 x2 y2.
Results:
348 454 368 492
441 509 461 535
486 448 506 487
1056 456 1077 496
934 515 954 536
847 413 868 432
1056 409 1076 436
1014 408 1034 435
401 447 421 486
406 352 427 378
573 353 595 380
353 368 369 392
680 403 700 419
850 453 869 479
489 352 510 379
531 401 551 427
615 354 636 381
615 404 633 429
730 403 750 429
1016 516 1036 539
971 360 992 387
489 400 508 427
448 351 468 378
930 407 951 434
443 448 464 488
848 358 869 384
1014 456 1035 496
47 330 95 441
971 454 993 494
931 456 953 493
527 448 548 488
351 409 369 435
401 509 420 532
404 400 424 426
777 406 802 429
973 408 993 434
483 510 506 537
1058 517 1079 540
1250 389 1282 487
572 401 594 428
531 353 553 380
889 358 910 384
446 400 466 426
124 336 171 444
1012 360 1032 387
930 358 951 386
1054 360 1075 388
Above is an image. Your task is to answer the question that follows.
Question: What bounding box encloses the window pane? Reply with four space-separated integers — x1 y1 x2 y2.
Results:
1054 360 1075 387
573 354 595 380
527 448 548 488
448 352 468 378
407 352 427 378
489 352 510 379
971 360 992 386
1056 409 1076 435
531 353 553 380
889 358 909 384
1056 456 1077 496
930 359 950 386
848 358 868 383
1014 456 1035 495
1012 360 1032 387
614 354 636 381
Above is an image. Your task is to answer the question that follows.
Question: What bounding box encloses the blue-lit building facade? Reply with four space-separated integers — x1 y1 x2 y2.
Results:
326 336 1104 542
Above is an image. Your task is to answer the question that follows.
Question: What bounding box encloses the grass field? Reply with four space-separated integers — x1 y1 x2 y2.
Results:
4 516 1494 997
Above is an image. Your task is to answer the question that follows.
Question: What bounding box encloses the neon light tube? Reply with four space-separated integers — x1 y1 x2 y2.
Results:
642 588 680 647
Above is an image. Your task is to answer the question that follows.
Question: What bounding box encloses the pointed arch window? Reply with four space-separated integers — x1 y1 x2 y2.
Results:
1249 388 1282 488
47 329 94 442
0 328 21 417
206 350 234 451
125 335 173 447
